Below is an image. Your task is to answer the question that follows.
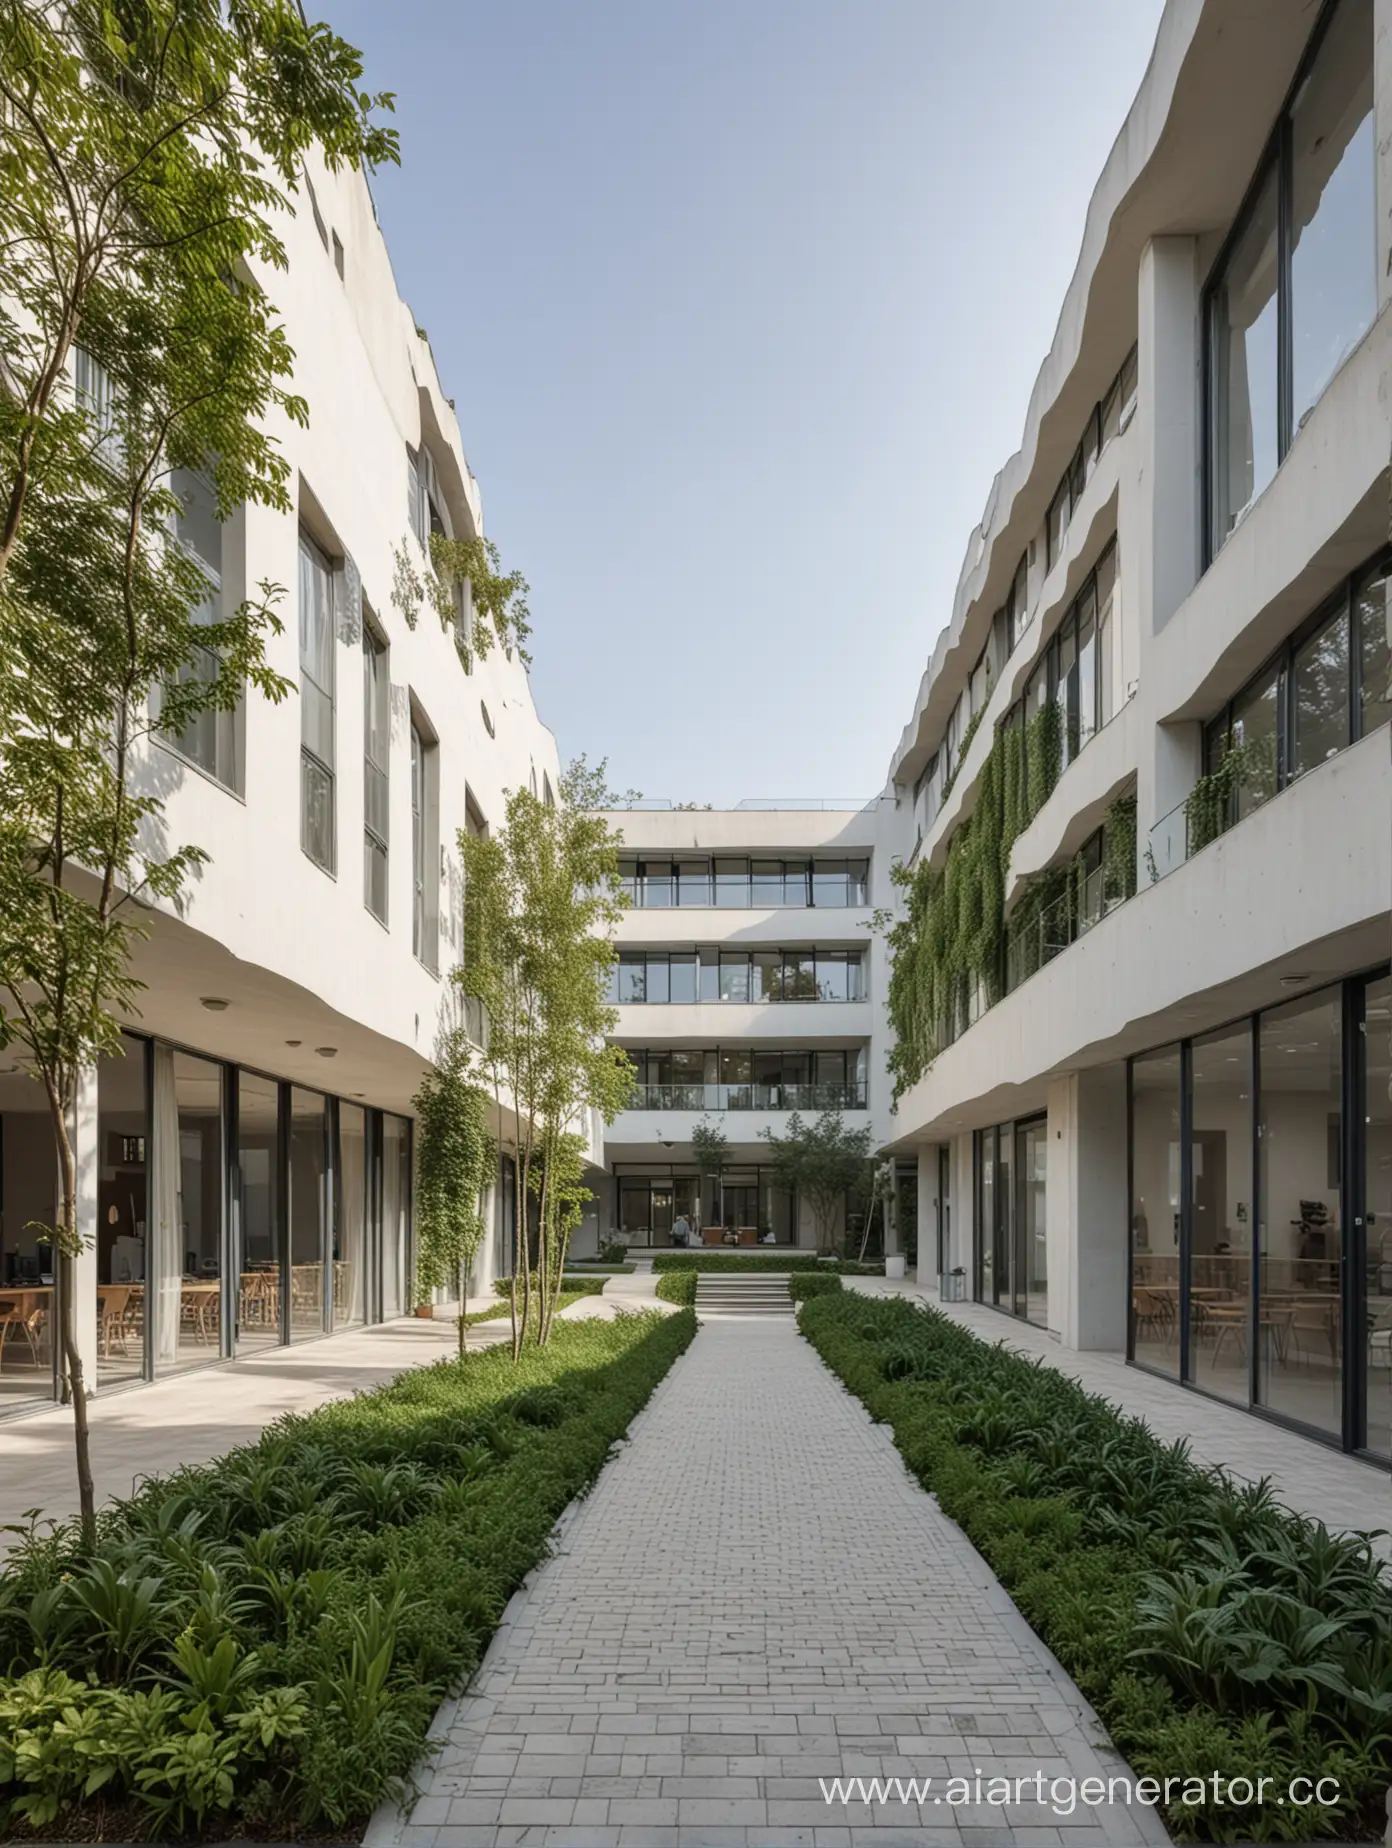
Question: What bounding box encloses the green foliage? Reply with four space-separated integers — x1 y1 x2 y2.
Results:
690 1115 729 1178
0 1311 695 1835
412 1033 495 1306
760 1109 874 1254
1104 792 1138 902
940 704 985 800
492 1276 606 1299
654 1271 698 1307
1184 740 1271 856
800 1292 1391 1842
597 1241 631 1264
788 1272 842 1302
650 1252 883 1274
390 530 531 666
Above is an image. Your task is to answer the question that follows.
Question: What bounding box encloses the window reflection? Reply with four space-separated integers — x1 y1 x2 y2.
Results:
1187 1029 1253 1406
1130 1046 1182 1379
1210 165 1280 542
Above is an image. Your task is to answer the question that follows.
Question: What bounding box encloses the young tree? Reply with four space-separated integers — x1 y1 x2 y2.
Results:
458 758 631 1356
760 1110 875 1256
412 1029 495 1352
0 0 396 1546
691 1114 728 1234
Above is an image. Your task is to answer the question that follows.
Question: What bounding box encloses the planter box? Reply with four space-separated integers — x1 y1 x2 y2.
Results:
884 1255 907 1281
413 1304 434 1319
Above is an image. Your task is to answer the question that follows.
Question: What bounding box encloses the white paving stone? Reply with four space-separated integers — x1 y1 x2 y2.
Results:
368 1318 1171 1848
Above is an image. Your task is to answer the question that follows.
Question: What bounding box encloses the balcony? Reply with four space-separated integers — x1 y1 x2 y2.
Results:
627 1080 867 1113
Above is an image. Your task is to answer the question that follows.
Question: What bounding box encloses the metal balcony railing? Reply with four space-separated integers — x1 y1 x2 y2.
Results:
624 1081 867 1113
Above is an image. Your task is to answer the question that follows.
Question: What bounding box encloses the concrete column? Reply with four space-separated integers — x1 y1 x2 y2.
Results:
1133 236 1202 872
71 1065 99 1392
1376 0 1392 313
1051 1064 1129 1351
917 1144 936 1284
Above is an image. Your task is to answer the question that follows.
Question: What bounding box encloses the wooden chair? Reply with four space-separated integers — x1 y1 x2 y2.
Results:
97 1284 138 1357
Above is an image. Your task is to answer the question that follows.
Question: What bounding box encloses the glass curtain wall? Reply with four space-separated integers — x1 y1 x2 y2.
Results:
0 1068 56 1406
289 1089 329 1340
974 1119 1045 1326
149 1049 223 1373
1130 1046 1182 1377
96 1034 150 1388
337 1103 367 1329
1186 1028 1254 1405
1256 989 1343 1438
1361 975 1392 1460
382 1114 411 1318
1018 1118 1048 1328
235 1071 282 1352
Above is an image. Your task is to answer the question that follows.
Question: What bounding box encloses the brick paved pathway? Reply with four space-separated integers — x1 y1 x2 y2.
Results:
371 1318 1169 1848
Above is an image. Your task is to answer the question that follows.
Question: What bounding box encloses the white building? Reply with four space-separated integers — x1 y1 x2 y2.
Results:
880 0 1391 1466
0 151 564 1411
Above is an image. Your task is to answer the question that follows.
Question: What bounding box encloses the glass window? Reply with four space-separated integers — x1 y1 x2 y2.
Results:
236 1071 282 1352
783 862 810 906
1188 1028 1253 1406
969 651 988 719
617 856 639 904
1356 563 1392 737
1209 164 1280 544
150 1048 223 1374
698 949 719 1003
0 1066 57 1408
1056 613 1078 770
1360 974 1392 1461
1231 664 1281 818
812 861 848 907
750 860 782 907
646 957 670 1005
1119 344 1138 422
1256 989 1343 1437
1292 602 1351 778
411 721 439 971
977 1127 996 1305
720 1050 752 1090
1047 478 1070 569
381 1113 410 1320
1099 375 1121 450
1130 1045 1182 1378
1076 579 1098 751
1008 552 1029 648
299 533 335 871
816 952 850 1002
1096 546 1117 728
336 1103 366 1330
363 627 389 923
677 859 710 906
289 1088 328 1341
168 470 238 789
714 858 748 906
848 952 866 1001
751 950 781 1003
618 955 646 1004
97 1034 149 1389
669 954 697 1004
643 861 674 907
781 953 817 1001
1290 0 1375 436
1018 1118 1048 1328
719 954 750 1003
847 859 869 905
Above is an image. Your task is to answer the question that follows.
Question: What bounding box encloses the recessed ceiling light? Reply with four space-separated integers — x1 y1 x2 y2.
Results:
200 996 230 1011
285 1039 302 1048
1279 974 1311 988
315 1046 337 1058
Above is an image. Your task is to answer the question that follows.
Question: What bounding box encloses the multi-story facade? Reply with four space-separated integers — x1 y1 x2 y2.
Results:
586 807 889 1249
0 151 563 1412
883 0 1391 1466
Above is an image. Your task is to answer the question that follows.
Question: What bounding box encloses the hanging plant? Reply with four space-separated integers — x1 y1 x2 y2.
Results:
1104 793 1137 903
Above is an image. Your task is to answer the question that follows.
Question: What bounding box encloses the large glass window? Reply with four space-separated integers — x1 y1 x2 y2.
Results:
677 860 710 906
669 953 697 1005
97 1034 149 1389
1131 1046 1182 1378
1292 602 1351 778
1256 989 1343 1437
1187 1028 1253 1406
150 1048 223 1374
337 1103 367 1330
1361 975 1392 1461
1231 664 1281 818
289 1088 328 1342
1208 0 1374 553
168 470 238 789
299 533 335 871
1018 1118 1048 1329
363 626 389 923
1290 0 1375 435
719 954 750 1004
1356 563 1392 737
714 858 748 906
381 1113 410 1319
411 720 439 971
236 1072 281 1352
0 1067 57 1406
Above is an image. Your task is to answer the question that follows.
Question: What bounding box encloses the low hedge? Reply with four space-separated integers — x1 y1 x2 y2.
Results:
654 1271 698 1307
460 1289 584 1329
800 1292 1391 1843
562 1262 636 1274
789 1272 842 1302
0 1310 694 1839
492 1274 606 1298
651 1252 884 1275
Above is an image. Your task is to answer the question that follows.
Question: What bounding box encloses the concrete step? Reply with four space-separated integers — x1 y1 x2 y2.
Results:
694 1273 796 1317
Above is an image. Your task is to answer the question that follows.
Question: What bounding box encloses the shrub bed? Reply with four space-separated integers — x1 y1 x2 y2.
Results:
459 1289 585 1330
799 1292 1391 1843
0 1310 694 1840
491 1274 607 1298
654 1271 698 1307
788 1272 842 1302
651 1252 883 1275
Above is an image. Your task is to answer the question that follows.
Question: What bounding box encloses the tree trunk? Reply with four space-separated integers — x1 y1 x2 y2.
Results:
49 1098 95 1549
515 1148 533 1358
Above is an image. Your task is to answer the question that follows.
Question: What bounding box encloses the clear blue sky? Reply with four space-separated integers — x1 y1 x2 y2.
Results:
324 0 1166 807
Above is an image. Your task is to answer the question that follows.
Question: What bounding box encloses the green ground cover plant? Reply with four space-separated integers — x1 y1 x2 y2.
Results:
0 1310 694 1840
788 1272 843 1302
800 1292 1391 1844
650 1252 883 1274
459 1290 586 1330
492 1275 607 1299
654 1272 698 1307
